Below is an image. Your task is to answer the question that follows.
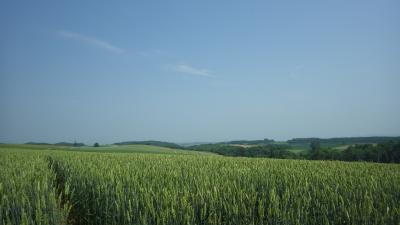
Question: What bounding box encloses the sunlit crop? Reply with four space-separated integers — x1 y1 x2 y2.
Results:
1 148 399 225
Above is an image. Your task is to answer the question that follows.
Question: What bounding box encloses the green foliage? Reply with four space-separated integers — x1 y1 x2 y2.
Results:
310 141 400 163
343 142 400 163
310 141 321 151
93 143 100 147
288 136 400 147
309 141 322 159
190 144 296 158
191 141 400 164
0 150 70 225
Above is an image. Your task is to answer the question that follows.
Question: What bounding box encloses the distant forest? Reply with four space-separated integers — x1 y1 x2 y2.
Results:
308 141 400 163
287 136 400 146
190 141 400 164
190 144 293 158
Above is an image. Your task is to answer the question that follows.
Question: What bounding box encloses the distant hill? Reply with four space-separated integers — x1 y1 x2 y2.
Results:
25 142 51 145
114 140 184 149
287 136 400 147
179 142 216 147
54 142 85 147
221 138 275 145
25 142 85 147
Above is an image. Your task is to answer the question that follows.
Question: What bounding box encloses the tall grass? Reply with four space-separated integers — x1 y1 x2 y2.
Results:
48 152 400 225
1 147 399 225
0 150 70 225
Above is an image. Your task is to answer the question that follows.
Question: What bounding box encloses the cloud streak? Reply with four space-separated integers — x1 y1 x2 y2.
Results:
137 49 166 58
170 63 213 77
58 30 124 54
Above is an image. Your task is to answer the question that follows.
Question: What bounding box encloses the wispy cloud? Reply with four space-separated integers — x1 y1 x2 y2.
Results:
137 49 166 58
58 30 124 54
169 63 214 78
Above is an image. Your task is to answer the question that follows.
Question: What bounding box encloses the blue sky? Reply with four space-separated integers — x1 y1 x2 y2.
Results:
1 0 399 144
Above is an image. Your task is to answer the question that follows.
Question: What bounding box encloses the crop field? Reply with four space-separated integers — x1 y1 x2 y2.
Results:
1 145 399 225
0 144 215 156
64 145 214 155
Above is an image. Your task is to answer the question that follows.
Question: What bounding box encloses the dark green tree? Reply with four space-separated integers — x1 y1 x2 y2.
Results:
310 141 321 159
94 142 100 147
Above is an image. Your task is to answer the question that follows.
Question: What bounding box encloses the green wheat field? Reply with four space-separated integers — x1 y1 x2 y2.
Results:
1 144 399 225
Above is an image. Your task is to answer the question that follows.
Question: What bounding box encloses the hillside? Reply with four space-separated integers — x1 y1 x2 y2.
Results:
0 144 214 156
114 140 184 149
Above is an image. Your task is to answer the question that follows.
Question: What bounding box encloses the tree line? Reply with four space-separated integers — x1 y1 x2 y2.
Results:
309 141 400 163
190 141 400 163
190 144 297 158
288 136 400 146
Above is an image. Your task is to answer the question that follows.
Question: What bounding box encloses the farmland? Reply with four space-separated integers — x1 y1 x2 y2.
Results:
0 144 215 155
1 144 399 225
